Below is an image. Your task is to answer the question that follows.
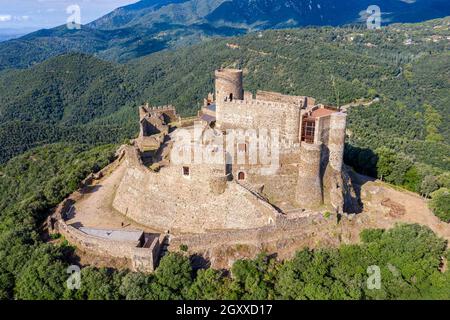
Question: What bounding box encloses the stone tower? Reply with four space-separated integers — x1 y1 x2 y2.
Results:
328 112 346 173
323 112 347 213
215 69 244 103
296 142 323 208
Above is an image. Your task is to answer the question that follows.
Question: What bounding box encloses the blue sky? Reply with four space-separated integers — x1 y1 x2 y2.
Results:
0 0 138 31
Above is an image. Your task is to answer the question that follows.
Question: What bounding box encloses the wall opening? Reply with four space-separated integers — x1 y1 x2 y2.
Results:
301 117 315 143
183 166 190 176
238 171 245 181
229 93 233 101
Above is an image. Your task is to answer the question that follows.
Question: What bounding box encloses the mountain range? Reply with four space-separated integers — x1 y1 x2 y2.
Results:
0 0 449 70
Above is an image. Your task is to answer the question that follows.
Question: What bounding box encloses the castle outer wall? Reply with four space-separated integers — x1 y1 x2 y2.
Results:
112 146 279 234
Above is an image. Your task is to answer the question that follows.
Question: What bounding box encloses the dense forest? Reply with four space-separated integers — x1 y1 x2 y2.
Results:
0 144 448 299
1 0 449 71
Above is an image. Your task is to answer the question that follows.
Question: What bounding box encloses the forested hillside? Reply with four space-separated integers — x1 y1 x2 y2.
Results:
0 0 449 70
0 18 448 200
0 143 448 299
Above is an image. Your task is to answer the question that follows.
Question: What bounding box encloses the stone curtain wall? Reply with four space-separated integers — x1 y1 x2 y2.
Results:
55 217 159 272
50 198 160 273
112 146 279 234
255 90 309 106
47 149 161 273
216 98 301 143
169 212 329 252
316 115 331 145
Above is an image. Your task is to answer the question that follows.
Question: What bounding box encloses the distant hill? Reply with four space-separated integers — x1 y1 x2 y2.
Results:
0 29 32 42
0 0 449 70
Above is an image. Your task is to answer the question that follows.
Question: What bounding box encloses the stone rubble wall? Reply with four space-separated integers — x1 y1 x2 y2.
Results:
112 146 280 234
48 150 161 273
169 211 328 251
216 98 301 143
54 216 159 272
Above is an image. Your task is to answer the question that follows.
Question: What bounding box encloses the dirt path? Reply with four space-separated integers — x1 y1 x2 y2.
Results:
66 160 157 233
357 178 450 244
340 97 380 112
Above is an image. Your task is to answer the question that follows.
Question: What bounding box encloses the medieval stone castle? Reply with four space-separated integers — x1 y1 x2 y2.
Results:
49 68 353 272
132 68 348 222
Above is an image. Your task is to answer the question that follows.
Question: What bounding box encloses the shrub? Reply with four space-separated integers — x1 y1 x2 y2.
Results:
429 188 450 222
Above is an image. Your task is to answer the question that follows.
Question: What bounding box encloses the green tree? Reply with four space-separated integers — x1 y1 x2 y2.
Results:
424 104 443 142
14 245 68 300
429 188 450 222
70 267 122 300
151 253 192 299
376 147 412 185
403 166 421 192
0 268 14 299
119 272 154 300
420 175 440 198
437 172 450 189
230 253 277 300
187 268 229 300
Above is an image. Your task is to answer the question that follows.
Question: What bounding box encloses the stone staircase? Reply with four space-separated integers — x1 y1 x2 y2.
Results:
237 181 269 203
237 181 285 214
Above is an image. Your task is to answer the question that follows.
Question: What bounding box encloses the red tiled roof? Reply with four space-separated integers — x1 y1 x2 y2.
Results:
310 107 337 118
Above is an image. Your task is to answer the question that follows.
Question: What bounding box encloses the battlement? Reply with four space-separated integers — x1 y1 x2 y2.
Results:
221 97 293 110
255 90 314 107
149 105 176 112
139 104 179 124
140 104 177 116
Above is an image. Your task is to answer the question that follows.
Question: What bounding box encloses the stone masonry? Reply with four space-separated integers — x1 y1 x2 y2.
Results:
50 68 353 272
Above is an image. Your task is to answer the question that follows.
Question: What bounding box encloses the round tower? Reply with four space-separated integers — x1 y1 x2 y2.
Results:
328 112 346 172
215 69 244 103
296 142 323 208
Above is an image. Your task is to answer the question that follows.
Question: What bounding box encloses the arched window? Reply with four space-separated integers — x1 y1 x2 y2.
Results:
238 143 247 153
238 171 245 181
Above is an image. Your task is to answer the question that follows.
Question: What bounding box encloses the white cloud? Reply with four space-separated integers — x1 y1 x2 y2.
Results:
0 14 12 22
0 0 138 29
0 15 31 23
